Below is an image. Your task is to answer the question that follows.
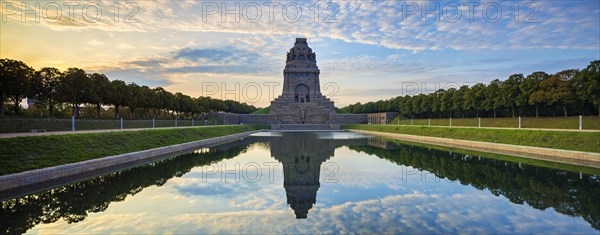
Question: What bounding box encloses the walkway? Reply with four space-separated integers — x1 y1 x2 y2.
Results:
385 124 600 132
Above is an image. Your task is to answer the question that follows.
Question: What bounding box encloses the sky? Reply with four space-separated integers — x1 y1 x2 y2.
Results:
1 0 599 107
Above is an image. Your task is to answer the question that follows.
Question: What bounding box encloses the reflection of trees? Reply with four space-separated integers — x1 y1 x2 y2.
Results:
0 139 260 235
348 144 600 230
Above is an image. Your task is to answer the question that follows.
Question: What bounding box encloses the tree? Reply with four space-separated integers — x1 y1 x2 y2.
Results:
154 87 174 118
419 94 431 118
530 87 550 117
126 83 142 119
209 98 227 112
174 92 195 118
57 68 91 117
552 70 578 117
484 79 501 118
453 85 468 118
137 85 156 119
107 80 128 119
411 95 423 118
532 70 577 117
572 60 600 116
440 88 454 118
430 90 443 118
33 67 63 117
465 83 485 118
500 74 524 118
89 73 111 118
196 96 211 115
522 72 549 117
399 96 413 117
0 59 34 116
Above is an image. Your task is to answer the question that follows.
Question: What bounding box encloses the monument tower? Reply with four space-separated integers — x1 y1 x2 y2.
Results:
270 38 336 124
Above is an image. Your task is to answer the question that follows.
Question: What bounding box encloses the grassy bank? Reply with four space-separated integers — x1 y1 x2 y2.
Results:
383 138 600 175
0 118 225 133
389 116 600 130
0 125 267 175
342 124 600 153
251 107 270 114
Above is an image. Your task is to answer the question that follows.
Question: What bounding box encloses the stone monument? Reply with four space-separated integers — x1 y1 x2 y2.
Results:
212 38 375 127
269 38 336 124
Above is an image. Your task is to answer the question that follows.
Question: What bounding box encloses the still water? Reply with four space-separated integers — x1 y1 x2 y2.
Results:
1 132 599 234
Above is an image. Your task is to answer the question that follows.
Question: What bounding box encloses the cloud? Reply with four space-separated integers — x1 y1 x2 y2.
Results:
7 1 598 51
29 192 597 234
173 48 259 63
86 45 276 88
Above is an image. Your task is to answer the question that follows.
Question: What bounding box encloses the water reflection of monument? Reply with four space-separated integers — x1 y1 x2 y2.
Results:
269 132 367 219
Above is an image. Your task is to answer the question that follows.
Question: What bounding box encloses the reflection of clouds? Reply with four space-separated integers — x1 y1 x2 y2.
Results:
173 181 234 196
163 152 289 212
314 132 373 140
30 192 597 234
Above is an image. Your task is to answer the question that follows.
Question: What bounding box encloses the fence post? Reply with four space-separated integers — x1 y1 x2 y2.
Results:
450 117 452 127
192 118 195 126
175 118 178 127
152 117 155 128
411 119 413 125
579 115 582 130
72 116 75 132
429 118 431 126
204 120 208 126
518 116 521 128
478 117 481 127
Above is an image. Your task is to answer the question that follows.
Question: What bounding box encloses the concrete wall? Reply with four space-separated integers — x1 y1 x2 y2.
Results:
238 114 279 124
329 114 368 124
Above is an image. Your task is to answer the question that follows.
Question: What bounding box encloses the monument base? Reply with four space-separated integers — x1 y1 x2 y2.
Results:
271 124 341 131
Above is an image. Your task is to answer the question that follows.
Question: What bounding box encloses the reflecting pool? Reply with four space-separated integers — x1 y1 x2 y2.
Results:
1 132 599 234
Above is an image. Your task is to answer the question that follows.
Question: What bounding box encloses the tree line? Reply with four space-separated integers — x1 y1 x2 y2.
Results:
341 60 600 118
0 58 258 119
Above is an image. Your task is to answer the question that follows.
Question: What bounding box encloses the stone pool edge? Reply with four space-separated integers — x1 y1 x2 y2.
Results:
349 129 600 168
0 129 267 200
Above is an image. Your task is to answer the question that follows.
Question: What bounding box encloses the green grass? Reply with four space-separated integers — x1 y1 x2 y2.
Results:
383 138 600 175
388 116 600 130
342 124 600 153
0 118 222 133
251 107 270 114
0 125 268 175
335 108 350 114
